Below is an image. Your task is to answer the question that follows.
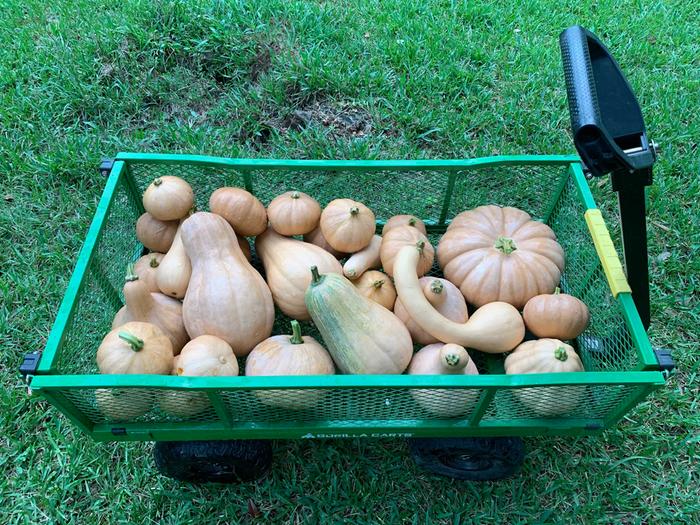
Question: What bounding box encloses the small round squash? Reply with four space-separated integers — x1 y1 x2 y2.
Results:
97 321 173 375
135 213 178 253
523 288 590 340
133 253 165 293
245 321 335 410
95 388 154 421
321 198 376 253
353 270 396 310
504 338 585 416
209 187 267 236
408 343 479 417
267 191 322 236
380 225 435 277
142 176 194 221
381 214 427 236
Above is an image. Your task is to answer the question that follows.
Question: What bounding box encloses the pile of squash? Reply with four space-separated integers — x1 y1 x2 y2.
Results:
98 175 591 420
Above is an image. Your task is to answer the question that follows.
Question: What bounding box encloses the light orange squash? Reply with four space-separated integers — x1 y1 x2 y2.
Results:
303 225 347 259
112 265 189 354
267 191 321 236
523 288 590 339
156 224 191 299
180 212 274 356
97 321 173 374
504 338 585 416
133 253 164 293
209 187 267 236
305 267 413 374
394 277 468 345
255 228 342 320
320 198 376 252
408 343 479 417
237 235 252 262
245 320 335 410
437 205 565 308
135 213 177 252
380 225 434 277
353 270 396 310
142 176 194 221
95 388 154 421
382 214 427 236
343 234 382 279
393 246 525 352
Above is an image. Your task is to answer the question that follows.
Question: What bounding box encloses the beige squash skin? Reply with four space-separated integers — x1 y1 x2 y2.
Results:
180 212 274 356
135 213 178 253
305 270 413 374
343 234 382 279
112 272 189 355
133 253 164 293
304 225 347 259
381 214 427 236
393 246 525 352
523 289 590 339
209 187 267 236
380 225 435 277
97 321 173 375
408 343 479 417
237 235 252 262
142 176 194 221
353 270 397 310
394 277 468 345
255 228 342 320
156 224 191 299
504 338 585 416
95 388 154 421
437 205 565 308
267 191 322 236
320 198 376 253
245 321 335 410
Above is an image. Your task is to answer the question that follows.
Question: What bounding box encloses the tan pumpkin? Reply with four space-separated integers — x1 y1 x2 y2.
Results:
408 343 480 417
504 338 585 416
303 225 347 259
181 212 274 356
97 321 173 374
320 198 376 252
112 265 189 354
209 187 267 236
95 388 154 421
380 225 435 277
237 235 252 262
255 228 342 320
353 270 396 310
343 234 382 279
133 253 164 293
135 213 178 253
142 176 194 221
267 191 321 236
523 288 590 340
394 246 525 352
394 277 468 345
381 214 427 236
245 320 335 410
437 205 565 308
156 224 191 299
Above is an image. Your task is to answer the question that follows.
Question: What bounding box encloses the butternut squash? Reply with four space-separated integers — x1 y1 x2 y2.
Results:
380 225 434 277
320 198 376 252
255 228 342 320
382 214 427 236
180 212 274 356
97 321 173 374
135 213 177 253
343 234 382 279
353 270 397 310
209 187 267 236
156 223 191 299
133 253 164 293
393 246 524 352
304 225 347 259
142 176 194 221
267 191 322 235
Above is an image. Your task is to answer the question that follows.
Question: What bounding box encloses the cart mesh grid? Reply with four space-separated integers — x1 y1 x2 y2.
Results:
33 154 662 440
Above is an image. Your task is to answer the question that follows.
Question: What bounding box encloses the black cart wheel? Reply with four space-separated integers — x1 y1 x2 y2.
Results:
154 440 272 483
409 437 525 481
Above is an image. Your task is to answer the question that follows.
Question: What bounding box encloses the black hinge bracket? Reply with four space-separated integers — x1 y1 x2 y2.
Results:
653 347 675 373
99 158 115 177
19 352 42 379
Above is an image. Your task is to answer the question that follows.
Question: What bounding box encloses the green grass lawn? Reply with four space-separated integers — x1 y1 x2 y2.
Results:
2 0 698 523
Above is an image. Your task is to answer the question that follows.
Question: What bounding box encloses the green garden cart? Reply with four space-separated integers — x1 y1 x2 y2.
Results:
21 26 674 481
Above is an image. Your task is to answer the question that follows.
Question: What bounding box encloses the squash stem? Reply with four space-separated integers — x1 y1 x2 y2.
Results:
554 346 568 361
125 263 139 282
153 178 163 187
118 331 144 351
289 320 304 344
310 266 323 285
554 286 561 295
494 237 517 254
416 239 425 253
408 217 417 226
429 280 443 294
372 279 385 289
349 206 360 216
149 256 160 268
291 191 300 199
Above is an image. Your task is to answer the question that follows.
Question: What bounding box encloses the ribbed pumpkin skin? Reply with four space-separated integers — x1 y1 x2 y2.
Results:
305 271 412 374
523 291 590 339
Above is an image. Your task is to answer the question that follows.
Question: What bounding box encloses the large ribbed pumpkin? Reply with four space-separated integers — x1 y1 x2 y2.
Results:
437 205 565 308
